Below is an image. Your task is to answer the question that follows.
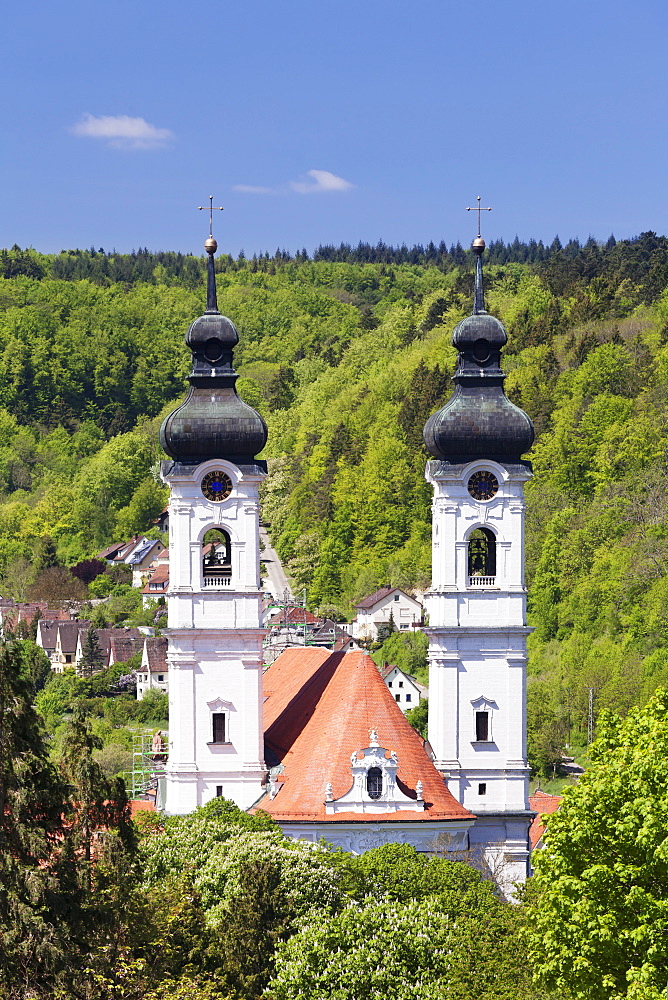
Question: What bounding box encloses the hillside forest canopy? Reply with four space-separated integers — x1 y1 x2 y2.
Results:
2 232 668 757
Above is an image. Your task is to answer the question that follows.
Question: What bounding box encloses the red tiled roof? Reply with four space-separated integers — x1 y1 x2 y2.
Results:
58 621 91 654
355 586 419 610
108 634 144 663
332 635 357 652
260 649 472 824
354 585 395 609
145 636 168 672
529 791 561 849
379 662 400 680
268 608 321 626
130 800 156 817
3 603 74 627
97 541 127 560
263 647 334 739
141 563 169 593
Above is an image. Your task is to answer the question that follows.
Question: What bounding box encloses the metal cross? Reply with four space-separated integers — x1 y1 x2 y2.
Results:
466 195 492 237
198 195 224 236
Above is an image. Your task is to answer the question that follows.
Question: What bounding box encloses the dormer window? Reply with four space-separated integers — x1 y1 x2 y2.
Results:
366 767 383 799
324 730 425 814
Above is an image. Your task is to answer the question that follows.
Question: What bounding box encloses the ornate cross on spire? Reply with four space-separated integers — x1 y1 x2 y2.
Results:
198 196 224 311
466 195 492 238
198 195 224 238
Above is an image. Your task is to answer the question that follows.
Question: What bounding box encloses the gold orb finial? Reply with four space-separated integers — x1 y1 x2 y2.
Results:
205 235 218 255
472 235 486 252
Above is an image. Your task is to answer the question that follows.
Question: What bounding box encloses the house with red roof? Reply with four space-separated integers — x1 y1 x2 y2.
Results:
351 586 423 641
528 790 561 850
141 555 169 606
378 662 424 712
137 637 168 699
257 647 474 854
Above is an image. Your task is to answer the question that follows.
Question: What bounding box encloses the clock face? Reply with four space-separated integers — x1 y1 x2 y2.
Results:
467 470 499 501
201 471 233 502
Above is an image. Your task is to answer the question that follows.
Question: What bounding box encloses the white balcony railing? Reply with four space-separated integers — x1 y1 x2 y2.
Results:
203 576 232 588
468 575 497 588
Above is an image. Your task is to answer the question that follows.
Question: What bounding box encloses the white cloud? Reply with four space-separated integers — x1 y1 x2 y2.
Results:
71 113 174 150
232 184 275 195
290 169 354 194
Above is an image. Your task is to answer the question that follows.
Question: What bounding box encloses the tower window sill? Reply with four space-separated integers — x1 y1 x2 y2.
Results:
471 740 498 747
207 741 232 746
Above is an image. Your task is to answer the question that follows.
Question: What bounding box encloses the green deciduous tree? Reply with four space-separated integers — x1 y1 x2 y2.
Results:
526 689 668 999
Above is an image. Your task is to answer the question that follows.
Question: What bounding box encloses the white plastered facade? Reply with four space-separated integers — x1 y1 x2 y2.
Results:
424 458 532 887
161 458 267 814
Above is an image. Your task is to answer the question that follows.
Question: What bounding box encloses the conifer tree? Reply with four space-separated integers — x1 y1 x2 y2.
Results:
0 642 73 989
78 626 104 678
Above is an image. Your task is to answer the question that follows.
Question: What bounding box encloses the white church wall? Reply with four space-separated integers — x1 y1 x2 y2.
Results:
425 459 532 880
162 459 267 815
278 819 472 855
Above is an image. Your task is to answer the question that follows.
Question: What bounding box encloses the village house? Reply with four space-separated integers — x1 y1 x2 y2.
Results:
350 586 423 641
2 603 72 639
141 554 169 606
98 536 166 588
136 636 168 699
51 621 91 672
309 619 356 649
40 620 145 674
378 662 425 712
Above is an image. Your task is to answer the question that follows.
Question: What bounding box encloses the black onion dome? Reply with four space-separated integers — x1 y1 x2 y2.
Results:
159 242 267 465
452 311 507 350
423 239 534 465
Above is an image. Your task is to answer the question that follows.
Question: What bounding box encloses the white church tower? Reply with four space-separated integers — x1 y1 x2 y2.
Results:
422 221 535 882
159 215 268 814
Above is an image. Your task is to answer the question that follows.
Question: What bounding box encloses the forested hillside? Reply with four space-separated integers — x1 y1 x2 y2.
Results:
3 233 668 745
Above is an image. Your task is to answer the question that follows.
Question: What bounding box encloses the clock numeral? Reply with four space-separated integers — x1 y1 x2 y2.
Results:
467 471 499 501
202 471 233 502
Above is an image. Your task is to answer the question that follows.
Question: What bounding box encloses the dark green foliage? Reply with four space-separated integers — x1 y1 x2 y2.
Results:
78 626 104 678
211 860 291 1000
397 360 450 452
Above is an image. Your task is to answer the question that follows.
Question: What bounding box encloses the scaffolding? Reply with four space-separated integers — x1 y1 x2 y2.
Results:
122 732 168 799
265 588 312 654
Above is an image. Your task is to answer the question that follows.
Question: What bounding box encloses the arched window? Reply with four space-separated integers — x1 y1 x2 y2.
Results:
468 527 496 582
202 528 232 587
366 767 383 799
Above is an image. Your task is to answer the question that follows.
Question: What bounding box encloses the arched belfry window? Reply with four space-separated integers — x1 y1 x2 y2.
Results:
366 767 383 799
468 527 496 583
202 528 232 588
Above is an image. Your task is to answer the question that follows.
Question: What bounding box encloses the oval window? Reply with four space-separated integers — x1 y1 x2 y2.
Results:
366 767 383 799
472 338 491 363
204 338 224 363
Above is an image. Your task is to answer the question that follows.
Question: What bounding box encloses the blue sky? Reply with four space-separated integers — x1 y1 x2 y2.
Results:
2 0 667 256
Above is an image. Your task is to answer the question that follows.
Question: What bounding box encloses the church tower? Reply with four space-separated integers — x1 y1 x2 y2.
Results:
422 219 535 881
159 214 268 814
